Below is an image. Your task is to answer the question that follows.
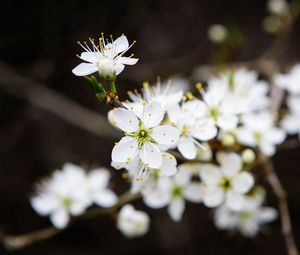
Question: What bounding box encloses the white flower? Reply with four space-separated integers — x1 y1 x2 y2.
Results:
198 84 239 131
200 152 254 211
169 100 217 159
281 96 300 136
207 24 228 43
267 0 288 15
214 187 277 237
117 204 150 238
143 168 202 221
111 102 180 169
275 64 300 95
112 152 177 193
122 80 183 119
72 34 138 78
86 168 118 207
31 163 91 229
208 68 270 115
237 112 286 156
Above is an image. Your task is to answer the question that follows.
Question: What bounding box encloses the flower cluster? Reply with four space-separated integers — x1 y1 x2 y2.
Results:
31 163 117 228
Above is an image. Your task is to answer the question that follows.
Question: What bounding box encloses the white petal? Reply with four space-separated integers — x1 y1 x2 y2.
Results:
31 195 58 216
258 207 277 223
168 198 185 222
192 118 217 141
184 183 203 203
232 172 254 194
217 152 242 178
69 200 88 216
93 190 118 207
152 125 180 145
112 137 138 163
178 136 196 159
217 114 238 130
199 164 222 185
236 128 257 147
116 57 139 65
160 153 177 176
139 142 162 168
115 63 125 75
50 210 70 229
111 108 139 132
141 102 164 128
80 52 102 63
113 35 129 53
259 142 275 156
72 63 98 76
225 191 245 211
203 187 224 208
87 169 110 190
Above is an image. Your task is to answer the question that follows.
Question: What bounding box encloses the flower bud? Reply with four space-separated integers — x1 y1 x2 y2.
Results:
242 149 256 164
117 204 150 238
208 24 228 44
222 133 235 147
98 58 116 81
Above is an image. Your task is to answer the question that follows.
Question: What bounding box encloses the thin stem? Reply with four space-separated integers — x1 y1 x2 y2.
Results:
262 156 299 255
110 80 117 97
1 192 140 251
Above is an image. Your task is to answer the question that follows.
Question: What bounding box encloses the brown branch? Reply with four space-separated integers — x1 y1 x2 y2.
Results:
262 157 299 255
1 191 140 251
0 62 119 139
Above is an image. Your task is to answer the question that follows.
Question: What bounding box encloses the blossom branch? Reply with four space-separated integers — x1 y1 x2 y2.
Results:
1 191 139 251
262 156 299 255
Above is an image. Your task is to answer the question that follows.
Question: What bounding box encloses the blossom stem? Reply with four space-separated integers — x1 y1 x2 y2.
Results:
0 191 140 251
110 80 117 97
262 156 299 255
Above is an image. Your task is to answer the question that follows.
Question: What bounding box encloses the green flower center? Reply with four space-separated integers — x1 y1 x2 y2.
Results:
128 122 157 149
219 178 232 190
61 197 72 208
238 211 251 220
254 132 262 143
209 106 219 121
171 185 182 197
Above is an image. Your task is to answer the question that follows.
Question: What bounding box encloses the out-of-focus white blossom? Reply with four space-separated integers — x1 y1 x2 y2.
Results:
237 112 286 156
31 163 117 229
208 24 228 43
214 187 277 237
282 96 300 137
200 152 254 211
111 102 180 169
143 169 202 221
275 64 300 95
72 34 138 79
267 0 288 15
168 100 217 159
117 204 150 238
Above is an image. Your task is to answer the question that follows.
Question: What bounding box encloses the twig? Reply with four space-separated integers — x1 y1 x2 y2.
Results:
262 157 299 255
1 191 140 251
0 62 119 139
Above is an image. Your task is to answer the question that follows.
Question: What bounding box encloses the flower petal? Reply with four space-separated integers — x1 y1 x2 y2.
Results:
80 52 103 63
232 172 254 194
184 183 203 203
93 190 118 207
160 153 177 176
217 152 242 178
203 187 224 208
112 137 138 163
116 57 139 65
192 118 217 141
72 63 98 76
139 142 162 168
50 209 70 229
141 102 164 128
168 198 185 222
115 63 125 75
152 125 180 145
113 35 129 53
217 114 238 130
111 108 139 132
225 191 245 211
199 164 222 185
178 136 196 159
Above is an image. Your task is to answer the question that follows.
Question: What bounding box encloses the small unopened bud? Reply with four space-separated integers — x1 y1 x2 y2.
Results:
222 133 235 147
208 24 228 44
262 15 282 34
242 149 256 164
98 58 116 81
267 0 288 15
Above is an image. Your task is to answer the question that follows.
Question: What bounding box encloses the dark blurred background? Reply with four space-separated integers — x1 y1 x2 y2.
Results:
0 0 300 254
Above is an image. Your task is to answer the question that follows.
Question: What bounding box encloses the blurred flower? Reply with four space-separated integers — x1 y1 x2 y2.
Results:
281 96 300 137
237 112 286 156
168 99 217 159
267 0 288 15
31 163 117 229
208 24 228 43
111 102 180 169
143 168 202 221
262 15 282 34
214 187 277 237
200 152 254 211
117 204 150 238
275 64 300 95
72 34 138 79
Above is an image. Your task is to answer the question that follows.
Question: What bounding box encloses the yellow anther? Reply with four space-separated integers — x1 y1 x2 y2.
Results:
186 92 193 100
196 82 203 91
143 81 149 87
